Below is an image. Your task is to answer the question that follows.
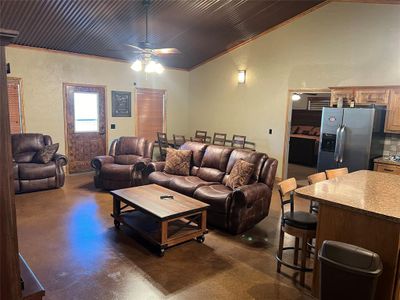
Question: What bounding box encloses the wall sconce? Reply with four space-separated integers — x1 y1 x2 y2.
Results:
238 70 246 84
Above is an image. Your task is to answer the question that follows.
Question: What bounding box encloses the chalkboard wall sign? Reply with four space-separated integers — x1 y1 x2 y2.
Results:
112 91 131 117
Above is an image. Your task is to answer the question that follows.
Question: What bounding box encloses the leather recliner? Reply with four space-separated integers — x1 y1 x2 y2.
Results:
91 136 154 190
12 133 68 193
144 142 278 234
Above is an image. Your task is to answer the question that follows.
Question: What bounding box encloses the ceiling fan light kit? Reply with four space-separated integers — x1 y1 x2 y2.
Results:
128 0 179 75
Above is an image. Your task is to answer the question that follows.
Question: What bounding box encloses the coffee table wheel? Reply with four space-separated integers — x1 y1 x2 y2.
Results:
114 219 120 229
159 248 165 257
196 235 205 243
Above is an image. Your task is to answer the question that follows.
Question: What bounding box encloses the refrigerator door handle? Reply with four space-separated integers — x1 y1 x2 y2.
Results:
339 125 346 163
334 125 342 162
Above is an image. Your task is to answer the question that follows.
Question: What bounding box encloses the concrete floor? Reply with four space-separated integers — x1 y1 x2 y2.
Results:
16 173 315 300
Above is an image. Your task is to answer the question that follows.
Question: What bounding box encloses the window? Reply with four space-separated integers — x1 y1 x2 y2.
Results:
7 78 23 134
73 92 99 132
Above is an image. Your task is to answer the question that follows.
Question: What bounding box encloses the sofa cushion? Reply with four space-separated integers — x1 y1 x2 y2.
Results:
179 142 208 174
32 143 59 164
12 133 45 155
224 149 267 184
164 148 191 176
194 184 233 213
14 152 36 163
114 154 142 165
169 176 216 196
116 137 146 156
19 162 56 180
226 159 254 189
197 167 225 182
148 172 179 188
101 164 133 181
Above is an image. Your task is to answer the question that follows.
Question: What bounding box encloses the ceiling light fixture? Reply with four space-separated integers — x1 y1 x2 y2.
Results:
131 56 164 74
292 93 301 101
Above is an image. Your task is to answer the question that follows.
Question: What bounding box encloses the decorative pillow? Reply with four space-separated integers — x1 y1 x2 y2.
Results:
296 125 314 135
164 148 192 176
291 126 299 134
32 143 59 164
226 159 255 190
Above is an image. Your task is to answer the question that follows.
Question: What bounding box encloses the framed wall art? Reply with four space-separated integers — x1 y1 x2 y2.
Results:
112 91 131 117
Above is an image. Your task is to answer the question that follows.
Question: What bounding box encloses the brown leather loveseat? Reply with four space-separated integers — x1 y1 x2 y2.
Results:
12 133 68 193
144 142 278 234
91 136 154 190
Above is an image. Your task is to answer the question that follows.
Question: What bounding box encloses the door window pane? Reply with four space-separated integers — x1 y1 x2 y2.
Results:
74 92 99 132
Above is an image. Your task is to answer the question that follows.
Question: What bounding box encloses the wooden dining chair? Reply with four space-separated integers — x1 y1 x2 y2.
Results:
231 134 246 148
157 132 170 161
325 167 348 179
173 134 186 149
276 177 317 286
191 130 207 143
212 133 227 146
307 172 327 214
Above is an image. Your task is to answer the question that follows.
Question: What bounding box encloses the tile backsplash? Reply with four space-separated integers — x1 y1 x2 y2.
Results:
383 134 400 156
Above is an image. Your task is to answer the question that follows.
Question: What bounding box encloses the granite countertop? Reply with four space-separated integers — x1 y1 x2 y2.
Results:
295 170 400 223
374 157 400 166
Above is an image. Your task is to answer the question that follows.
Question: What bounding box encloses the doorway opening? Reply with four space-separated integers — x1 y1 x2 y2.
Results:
64 84 107 174
283 90 331 185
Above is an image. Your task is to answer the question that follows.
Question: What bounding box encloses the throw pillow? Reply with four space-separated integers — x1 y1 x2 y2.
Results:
226 159 255 190
32 143 59 164
164 148 192 176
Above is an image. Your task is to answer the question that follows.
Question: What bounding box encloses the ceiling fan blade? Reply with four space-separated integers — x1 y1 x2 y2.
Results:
152 48 181 55
125 44 146 52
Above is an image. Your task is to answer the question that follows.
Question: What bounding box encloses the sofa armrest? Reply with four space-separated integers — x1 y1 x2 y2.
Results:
260 157 278 189
53 153 68 166
91 155 114 170
232 183 270 207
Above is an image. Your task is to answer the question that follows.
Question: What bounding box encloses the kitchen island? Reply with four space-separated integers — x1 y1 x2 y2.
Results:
296 170 400 300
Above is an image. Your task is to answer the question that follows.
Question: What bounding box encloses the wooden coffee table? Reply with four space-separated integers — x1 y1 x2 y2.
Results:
110 184 209 256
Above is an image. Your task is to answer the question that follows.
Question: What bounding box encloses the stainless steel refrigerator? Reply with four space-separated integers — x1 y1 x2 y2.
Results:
317 107 386 172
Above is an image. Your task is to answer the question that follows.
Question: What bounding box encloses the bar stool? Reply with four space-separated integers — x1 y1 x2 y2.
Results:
325 167 348 179
276 177 318 286
307 172 327 214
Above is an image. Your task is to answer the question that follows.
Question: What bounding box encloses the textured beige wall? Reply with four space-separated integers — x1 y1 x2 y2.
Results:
189 2 400 177
6 46 190 155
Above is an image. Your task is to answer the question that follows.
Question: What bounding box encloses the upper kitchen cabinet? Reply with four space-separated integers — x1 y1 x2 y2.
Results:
355 88 390 105
385 88 400 133
330 88 354 106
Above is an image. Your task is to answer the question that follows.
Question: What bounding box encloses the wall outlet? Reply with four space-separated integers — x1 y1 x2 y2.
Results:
111 124 116 129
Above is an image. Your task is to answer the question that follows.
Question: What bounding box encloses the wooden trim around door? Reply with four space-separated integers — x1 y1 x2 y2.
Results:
134 87 167 137
62 83 108 174
282 88 330 180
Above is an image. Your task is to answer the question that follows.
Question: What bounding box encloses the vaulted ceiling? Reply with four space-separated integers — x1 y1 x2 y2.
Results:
0 0 324 69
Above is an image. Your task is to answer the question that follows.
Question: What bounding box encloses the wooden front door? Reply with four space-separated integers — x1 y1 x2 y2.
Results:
136 88 165 142
64 84 106 173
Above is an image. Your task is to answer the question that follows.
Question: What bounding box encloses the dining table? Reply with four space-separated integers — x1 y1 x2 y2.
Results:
296 170 400 300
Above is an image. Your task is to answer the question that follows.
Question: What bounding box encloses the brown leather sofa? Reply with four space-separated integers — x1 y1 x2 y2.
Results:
91 136 154 190
12 133 68 193
144 142 278 234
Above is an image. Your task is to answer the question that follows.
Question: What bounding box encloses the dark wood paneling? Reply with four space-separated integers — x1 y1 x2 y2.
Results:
0 0 324 69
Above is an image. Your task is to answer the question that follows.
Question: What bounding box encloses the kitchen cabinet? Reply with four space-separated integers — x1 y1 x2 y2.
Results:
330 88 354 107
374 162 400 175
385 88 400 133
355 88 389 105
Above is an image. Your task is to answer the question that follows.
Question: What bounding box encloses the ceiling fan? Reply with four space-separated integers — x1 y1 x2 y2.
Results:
126 0 181 73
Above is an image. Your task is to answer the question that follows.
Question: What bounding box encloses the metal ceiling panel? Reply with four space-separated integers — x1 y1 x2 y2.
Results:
0 0 325 69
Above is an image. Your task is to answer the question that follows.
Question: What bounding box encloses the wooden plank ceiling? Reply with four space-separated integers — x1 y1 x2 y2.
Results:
0 0 324 70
